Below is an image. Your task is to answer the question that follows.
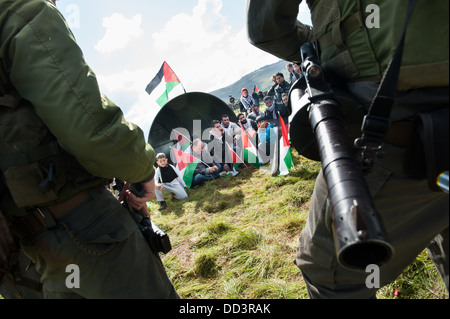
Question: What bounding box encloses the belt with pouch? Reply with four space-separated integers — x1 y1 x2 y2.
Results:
11 185 105 239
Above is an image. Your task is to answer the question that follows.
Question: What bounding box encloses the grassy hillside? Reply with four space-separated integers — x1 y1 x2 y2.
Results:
149 150 448 299
1 149 445 300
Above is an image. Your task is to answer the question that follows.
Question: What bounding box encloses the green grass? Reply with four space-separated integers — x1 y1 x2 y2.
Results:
3 150 444 300
149 150 448 299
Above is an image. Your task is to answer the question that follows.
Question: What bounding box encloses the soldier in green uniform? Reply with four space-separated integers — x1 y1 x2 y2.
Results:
0 0 178 298
247 0 448 298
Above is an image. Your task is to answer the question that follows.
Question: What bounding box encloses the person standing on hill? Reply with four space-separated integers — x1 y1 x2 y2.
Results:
0 0 178 299
272 72 291 105
247 0 449 299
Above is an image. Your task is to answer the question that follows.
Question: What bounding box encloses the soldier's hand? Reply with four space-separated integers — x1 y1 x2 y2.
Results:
126 178 156 211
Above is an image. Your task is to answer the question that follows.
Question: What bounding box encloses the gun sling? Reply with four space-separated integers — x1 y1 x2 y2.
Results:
357 0 417 158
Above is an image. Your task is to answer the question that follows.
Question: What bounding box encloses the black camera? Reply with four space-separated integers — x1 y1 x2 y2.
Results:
123 182 172 255
139 216 172 254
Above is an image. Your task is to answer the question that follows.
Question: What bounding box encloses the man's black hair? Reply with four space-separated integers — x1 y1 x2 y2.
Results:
255 115 266 123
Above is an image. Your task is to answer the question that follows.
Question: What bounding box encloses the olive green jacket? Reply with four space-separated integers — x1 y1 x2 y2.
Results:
246 0 449 91
0 0 155 184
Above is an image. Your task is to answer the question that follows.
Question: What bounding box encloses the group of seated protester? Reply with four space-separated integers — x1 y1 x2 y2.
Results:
152 114 240 210
153 80 293 210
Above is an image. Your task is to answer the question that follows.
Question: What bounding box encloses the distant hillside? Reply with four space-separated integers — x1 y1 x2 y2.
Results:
209 60 290 103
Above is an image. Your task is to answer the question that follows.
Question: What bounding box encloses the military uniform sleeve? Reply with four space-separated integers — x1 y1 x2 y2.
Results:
3 0 154 183
246 0 315 63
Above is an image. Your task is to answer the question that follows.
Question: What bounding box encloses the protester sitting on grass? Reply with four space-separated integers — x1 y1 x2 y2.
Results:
154 153 188 210
256 115 276 165
191 138 224 188
247 104 264 122
238 113 258 132
209 120 233 173
221 114 241 140
263 95 289 126
221 113 241 159
238 113 258 158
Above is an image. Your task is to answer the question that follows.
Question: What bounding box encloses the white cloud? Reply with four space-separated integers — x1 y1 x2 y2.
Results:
94 0 281 137
123 91 161 140
151 0 279 93
97 68 149 93
96 0 280 96
152 0 229 55
95 13 143 54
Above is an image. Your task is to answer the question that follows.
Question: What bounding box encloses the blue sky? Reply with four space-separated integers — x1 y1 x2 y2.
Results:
56 0 312 139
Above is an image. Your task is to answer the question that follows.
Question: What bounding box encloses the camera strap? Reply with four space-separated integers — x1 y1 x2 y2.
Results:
355 0 417 171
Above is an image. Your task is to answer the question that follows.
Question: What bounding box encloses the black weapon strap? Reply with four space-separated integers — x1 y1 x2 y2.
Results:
355 0 417 171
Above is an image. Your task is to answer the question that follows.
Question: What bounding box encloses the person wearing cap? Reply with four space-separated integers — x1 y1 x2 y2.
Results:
240 88 257 117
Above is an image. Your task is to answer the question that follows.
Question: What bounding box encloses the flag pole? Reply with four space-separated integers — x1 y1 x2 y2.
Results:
171 145 212 168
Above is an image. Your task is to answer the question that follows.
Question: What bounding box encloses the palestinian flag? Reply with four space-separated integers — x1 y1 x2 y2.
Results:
226 142 244 170
171 129 191 151
240 123 259 167
172 148 199 189
278 116 293 176
247 127 257 139
145 61 184 107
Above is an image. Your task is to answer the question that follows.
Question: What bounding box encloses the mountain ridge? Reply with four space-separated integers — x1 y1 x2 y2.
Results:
209 60 290 103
